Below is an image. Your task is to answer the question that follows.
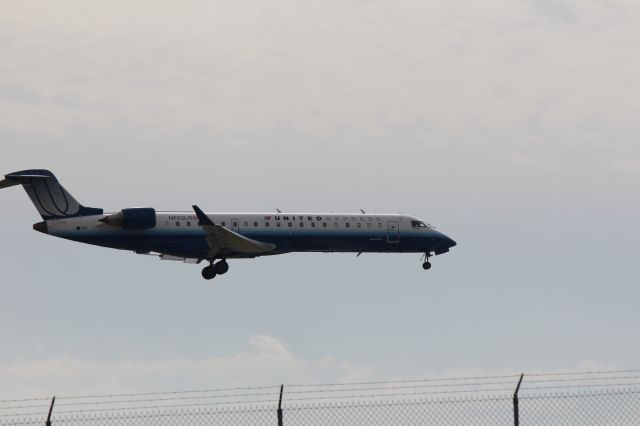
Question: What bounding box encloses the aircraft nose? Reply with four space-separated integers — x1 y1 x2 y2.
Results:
444 236 457 248
33 221 48 234
433 232 456 254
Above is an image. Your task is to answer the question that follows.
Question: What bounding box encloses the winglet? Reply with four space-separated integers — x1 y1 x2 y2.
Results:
192 205 214 226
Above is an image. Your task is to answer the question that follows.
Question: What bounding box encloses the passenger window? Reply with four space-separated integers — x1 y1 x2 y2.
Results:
265 222 270 227
299 222 304 227
176 221 180 227
367 223 371 228
221 222 226 227
288 222 292 227
244 221 248 227
323 223 327 228
254 222 258 227
277 222 281 227
233 221 238 227
186 221 191 227
311 222 316 228
346 223 350 228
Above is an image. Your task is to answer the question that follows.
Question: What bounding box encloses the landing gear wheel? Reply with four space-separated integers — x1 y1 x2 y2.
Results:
201 265 216 280
421 252 432 270
214 260 229 275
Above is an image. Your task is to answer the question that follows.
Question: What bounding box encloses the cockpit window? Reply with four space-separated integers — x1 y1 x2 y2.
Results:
411 220 430 229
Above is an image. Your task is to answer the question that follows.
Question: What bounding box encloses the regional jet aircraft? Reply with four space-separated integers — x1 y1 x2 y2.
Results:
1 170 456 279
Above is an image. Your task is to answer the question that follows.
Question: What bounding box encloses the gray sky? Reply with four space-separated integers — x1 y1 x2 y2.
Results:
1 0 639 398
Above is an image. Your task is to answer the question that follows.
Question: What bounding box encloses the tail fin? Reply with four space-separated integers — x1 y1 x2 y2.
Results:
0 169 103 219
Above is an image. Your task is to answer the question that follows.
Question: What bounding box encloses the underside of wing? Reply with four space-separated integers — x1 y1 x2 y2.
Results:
137 251 200 263
193 205 276 258
202 223 276 257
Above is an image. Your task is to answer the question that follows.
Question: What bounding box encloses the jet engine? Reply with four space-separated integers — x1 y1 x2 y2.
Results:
99 207 156 229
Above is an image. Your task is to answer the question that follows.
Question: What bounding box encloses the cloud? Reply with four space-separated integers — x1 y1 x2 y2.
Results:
0 332 622 402
1 0 639 146
1 0 639 194
1 2 639 408
0 351 623 422
0 335 373 400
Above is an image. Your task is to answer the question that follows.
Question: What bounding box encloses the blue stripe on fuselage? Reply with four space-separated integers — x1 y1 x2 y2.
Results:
56 229 447 258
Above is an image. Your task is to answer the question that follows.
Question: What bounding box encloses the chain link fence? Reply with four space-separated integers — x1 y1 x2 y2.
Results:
283 396 513 425
521 388 640 425
2 370 640 425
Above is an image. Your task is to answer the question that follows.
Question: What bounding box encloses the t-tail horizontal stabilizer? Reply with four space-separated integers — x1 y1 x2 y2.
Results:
1 169 103 219
0 179 20 189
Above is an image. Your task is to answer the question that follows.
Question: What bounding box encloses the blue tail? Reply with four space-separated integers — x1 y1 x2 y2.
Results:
0 169 103 219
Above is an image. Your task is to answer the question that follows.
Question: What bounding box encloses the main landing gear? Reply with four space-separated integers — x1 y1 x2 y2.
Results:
201 259 229 280
421 253 432 270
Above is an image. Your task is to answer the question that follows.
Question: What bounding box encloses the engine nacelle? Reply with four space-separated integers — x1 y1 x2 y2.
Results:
99 208 156 229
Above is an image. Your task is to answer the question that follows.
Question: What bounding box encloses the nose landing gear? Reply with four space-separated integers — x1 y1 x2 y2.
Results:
201 259 229 280
421 253 432 270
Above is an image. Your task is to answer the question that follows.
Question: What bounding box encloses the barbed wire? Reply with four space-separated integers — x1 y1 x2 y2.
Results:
526 368 640 377
3 370 640 420
523 382 640 392
3 368 638 406
0 390 281 411
3 386 640 422
0 385 281 405
0 398 279 418
7 385 640 417
286 368 640 388
524 374 640 384
286 373 522 388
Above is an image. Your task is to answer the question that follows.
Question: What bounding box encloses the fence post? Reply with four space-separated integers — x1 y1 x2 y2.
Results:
513 374 524 426
277 384 284 426
45 396 55 426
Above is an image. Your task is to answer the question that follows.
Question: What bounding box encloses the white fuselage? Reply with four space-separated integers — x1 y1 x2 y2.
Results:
43 211 455 261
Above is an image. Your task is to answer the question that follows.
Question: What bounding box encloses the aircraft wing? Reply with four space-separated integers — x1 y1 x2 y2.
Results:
192 205 276 258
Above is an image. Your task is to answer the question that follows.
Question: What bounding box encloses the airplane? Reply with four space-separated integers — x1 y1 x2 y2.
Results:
1 169 457 280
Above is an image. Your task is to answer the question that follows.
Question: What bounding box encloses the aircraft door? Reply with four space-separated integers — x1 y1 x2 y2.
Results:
386 221 399 243
232 218 240 232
